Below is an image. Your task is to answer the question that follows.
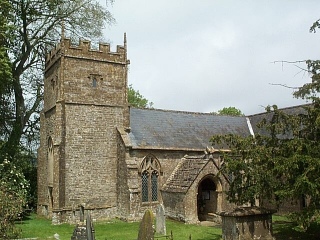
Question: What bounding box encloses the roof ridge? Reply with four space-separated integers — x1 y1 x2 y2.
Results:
131 107 245 117
247 103 311 117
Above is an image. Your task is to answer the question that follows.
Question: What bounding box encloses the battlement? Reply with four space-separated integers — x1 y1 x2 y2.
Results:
45 37 127 69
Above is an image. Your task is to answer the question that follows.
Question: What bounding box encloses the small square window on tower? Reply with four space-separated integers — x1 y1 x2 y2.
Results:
89 74 102 88
92 77 97 87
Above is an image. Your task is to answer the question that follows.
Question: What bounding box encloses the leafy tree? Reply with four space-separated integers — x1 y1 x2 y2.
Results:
128 84 154 108
0 0 115 160
211 20 320 230
0 0 13 139
212 106 244 116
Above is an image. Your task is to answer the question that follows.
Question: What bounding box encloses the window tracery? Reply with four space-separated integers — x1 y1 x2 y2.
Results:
140 154 161 203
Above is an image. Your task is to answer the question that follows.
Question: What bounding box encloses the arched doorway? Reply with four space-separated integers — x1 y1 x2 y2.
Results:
197 176 218 221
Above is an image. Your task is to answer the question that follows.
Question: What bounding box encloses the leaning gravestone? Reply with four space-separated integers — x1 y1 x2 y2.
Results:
137 209 155 240
156 204 166 235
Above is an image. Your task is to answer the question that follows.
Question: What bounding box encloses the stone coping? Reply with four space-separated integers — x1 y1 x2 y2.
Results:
218 206 277 217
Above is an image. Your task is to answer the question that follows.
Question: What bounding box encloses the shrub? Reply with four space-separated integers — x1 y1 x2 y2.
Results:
0 159 29 239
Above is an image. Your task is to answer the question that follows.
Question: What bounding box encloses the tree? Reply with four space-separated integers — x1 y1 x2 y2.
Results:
0 0 13 139
0 0 114 160
128 84 154 108
211 106 244 116
211 20 320 230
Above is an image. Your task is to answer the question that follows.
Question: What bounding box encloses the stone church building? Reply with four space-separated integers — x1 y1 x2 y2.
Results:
37 35 265 224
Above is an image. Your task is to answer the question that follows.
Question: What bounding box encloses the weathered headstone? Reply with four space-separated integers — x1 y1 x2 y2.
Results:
71 224 87 240
80 205 84 222
86 213 95 240
156 204 166 235
137 209 155 240
71 213 95 240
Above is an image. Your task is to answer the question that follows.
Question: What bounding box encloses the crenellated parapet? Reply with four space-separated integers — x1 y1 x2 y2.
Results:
45 37 127 71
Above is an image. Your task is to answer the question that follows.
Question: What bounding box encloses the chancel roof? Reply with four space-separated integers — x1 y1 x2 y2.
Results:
127 108 252 151
248 104 309 137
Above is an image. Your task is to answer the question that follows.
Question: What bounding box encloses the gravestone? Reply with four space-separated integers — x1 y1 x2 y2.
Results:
156 204 166 235
137 209 155 240
80 205 85 222
71 213 95 240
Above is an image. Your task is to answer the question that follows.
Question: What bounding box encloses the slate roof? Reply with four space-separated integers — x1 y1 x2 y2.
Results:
248 104 310 136
128 108 252 151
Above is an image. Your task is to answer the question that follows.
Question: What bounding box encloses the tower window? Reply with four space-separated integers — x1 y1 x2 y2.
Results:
92 77 97 87
89 74 102 88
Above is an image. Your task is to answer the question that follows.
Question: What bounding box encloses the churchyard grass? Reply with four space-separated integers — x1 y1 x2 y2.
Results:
16 213 320 240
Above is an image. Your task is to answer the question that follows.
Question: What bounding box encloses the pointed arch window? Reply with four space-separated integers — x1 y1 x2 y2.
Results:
140 155 161 203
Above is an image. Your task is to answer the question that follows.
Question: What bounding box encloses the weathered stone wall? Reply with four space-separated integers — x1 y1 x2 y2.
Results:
162 191 186 221
64 104 123 210
37 108 57 213
37 112 48 210
38 51 62 215
43 60 60 111
63 58 126 106
116 131 130 219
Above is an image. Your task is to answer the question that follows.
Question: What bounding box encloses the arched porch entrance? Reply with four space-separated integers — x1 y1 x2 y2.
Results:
197 175 220 221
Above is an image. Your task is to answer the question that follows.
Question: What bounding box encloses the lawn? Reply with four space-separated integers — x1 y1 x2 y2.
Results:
16 213 320 240
17 214 221 240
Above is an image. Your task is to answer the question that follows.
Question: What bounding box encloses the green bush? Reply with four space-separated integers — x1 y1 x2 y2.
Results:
0 159 29 239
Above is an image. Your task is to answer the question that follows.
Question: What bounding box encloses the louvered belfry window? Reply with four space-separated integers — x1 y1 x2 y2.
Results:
140 155 161 203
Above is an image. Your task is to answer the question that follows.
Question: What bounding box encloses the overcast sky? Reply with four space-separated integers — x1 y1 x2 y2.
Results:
100 0 320 115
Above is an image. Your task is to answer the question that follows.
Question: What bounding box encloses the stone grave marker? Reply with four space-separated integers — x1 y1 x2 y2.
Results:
137 209 155 240
86 213 95 240
71 212 95 240
80 205 84 222
156 204 166 235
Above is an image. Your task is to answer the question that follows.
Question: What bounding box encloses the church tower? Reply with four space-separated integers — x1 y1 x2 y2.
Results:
37 36 129 223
